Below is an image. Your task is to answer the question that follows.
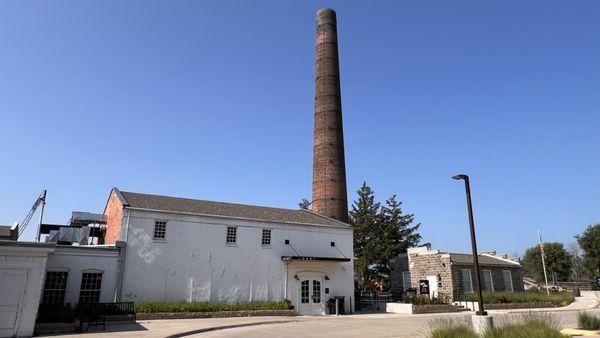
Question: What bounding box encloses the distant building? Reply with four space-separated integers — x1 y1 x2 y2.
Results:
390 245 524 301
0 224 18 241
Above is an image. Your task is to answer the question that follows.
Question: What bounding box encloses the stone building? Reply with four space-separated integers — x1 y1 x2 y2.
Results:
391 246 524 301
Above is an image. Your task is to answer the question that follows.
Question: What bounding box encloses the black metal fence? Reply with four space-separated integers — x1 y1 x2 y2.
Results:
76 301 136 331
354 291 395 311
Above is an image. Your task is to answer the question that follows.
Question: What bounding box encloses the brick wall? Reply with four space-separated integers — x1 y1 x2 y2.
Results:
103 189 124 244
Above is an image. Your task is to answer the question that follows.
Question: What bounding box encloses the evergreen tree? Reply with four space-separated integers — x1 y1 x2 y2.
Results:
349 182 380 291
374 195 422 288
350 183 422 291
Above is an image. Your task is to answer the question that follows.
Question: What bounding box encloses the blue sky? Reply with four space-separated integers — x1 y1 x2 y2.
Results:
1 1 598 255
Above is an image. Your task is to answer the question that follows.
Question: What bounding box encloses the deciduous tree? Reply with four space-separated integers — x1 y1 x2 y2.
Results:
522 242 573 283
576 224 600 277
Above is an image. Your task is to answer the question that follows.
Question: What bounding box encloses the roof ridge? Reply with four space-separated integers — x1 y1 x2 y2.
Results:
120 190 303 213
299 209 351 227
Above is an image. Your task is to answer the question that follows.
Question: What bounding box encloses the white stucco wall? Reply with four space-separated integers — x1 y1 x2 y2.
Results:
0 243 54 338
120 209 354 313
45 245 120 305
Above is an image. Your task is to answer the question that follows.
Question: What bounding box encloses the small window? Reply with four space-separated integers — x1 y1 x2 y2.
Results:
402 271 412 291
42 271 68 306
483 270 494 292
153 221 167 240
226 226 237 245
79 272 103 304
261 228 271 247
461 269 473 293
502 270 514 292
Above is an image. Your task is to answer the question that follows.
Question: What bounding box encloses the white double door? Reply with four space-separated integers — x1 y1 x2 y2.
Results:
0 269 28 337
298 278 324 315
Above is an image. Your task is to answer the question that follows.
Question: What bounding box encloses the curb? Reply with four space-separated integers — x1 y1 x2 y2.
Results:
164 319 300 337
561 328 600 336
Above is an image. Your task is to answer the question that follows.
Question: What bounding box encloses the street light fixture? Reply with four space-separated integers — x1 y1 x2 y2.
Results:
452 174 487 316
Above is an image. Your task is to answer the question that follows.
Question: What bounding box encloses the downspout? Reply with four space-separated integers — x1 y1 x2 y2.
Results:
114 208 131 301
284 262 288 300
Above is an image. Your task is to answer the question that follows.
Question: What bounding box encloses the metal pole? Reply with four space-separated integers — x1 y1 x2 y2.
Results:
538 230 550 295
455 175 486 316
35 190 47 242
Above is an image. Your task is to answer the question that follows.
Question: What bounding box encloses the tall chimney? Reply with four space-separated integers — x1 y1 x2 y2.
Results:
311 8 349 223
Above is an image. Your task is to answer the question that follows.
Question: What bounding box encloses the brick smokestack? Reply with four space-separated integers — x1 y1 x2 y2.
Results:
311 8 349 223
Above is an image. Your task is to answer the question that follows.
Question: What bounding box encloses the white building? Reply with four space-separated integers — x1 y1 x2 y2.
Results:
0 241 121 337
104 188 354 315
0 187 354 337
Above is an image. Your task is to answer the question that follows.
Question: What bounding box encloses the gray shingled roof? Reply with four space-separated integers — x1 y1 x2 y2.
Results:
119 191 349 228
449 253 520 267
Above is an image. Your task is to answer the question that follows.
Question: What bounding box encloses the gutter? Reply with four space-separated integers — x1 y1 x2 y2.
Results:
114 208 131 301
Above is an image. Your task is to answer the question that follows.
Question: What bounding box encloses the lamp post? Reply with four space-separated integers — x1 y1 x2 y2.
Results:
452 174 487 316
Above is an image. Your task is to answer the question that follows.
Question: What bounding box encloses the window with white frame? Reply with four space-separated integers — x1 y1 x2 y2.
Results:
226 226 237 245
461 269 474 293
153 220 166 240
261 228 271 247
42 271 68 306
402 271 412 291
483 269 494 292
300 280 309 303
502 270 514 292
79 272 103 304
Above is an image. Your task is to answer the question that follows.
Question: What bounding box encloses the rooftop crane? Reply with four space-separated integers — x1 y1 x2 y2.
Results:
17 189 47 241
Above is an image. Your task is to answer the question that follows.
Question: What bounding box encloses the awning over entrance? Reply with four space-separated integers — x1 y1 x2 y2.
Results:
281 255 350 262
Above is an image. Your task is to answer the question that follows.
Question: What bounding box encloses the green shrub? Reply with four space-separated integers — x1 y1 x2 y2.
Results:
578 311 600 330
464 291 574 306
36 305 75 323
431 326 478 338
135 301 291 313
430 313 567 338
485 322 566 337
403 295 449 305
429 318 477 338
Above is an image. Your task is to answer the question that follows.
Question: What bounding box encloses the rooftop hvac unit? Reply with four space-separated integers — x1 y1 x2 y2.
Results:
46 226 90 245
70 212 107 226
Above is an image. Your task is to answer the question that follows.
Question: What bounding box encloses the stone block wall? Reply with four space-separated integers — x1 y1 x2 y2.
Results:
408 252 454 300
452 265 524 299
390 254 409 297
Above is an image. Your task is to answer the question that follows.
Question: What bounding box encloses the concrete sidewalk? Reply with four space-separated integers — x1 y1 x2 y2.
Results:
40 292 600 337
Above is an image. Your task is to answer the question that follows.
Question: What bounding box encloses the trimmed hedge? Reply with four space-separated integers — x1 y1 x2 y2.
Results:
135 301 291 313
464 291 574 307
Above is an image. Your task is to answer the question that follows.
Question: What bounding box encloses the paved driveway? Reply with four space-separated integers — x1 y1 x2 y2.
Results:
46 291 600 338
